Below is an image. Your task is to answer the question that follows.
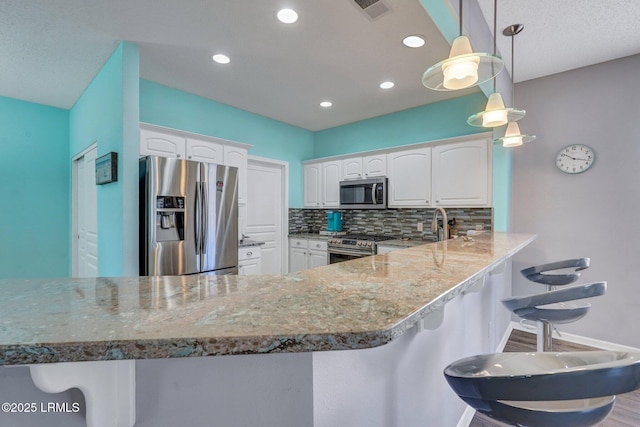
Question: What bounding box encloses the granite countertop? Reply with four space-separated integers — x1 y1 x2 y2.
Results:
288 233 330 240
238 239 265 248
377 238 436 249
0 232 535 365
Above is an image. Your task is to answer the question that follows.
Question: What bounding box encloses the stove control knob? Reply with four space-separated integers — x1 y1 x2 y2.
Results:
367 242 373 247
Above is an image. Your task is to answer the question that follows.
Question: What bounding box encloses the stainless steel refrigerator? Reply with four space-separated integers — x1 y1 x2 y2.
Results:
139 156 238 276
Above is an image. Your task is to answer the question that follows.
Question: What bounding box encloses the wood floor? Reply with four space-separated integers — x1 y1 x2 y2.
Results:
468 329 640 427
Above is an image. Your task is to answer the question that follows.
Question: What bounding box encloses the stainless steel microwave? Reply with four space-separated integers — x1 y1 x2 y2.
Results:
339 177 387 209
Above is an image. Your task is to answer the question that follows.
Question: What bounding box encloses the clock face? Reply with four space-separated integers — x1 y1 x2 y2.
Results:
555 144 595 174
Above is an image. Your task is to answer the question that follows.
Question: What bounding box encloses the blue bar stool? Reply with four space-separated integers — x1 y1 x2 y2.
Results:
515 258 594 351
444 350 640 427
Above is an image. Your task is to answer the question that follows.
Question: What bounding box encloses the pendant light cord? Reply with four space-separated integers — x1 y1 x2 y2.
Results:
511 29 515 106
459 0 463 37
492 0 497 93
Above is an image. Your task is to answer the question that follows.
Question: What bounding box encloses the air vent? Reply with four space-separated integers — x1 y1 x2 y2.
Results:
353 0 390 20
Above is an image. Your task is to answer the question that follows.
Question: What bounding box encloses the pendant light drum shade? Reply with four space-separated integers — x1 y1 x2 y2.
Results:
467 92 525 127
422 38 504 91
496 121 536 147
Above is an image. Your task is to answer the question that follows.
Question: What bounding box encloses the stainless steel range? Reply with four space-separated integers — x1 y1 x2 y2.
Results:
327 234 392 264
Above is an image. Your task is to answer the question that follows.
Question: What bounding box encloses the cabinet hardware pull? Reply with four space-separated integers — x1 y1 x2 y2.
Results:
247 251 252 256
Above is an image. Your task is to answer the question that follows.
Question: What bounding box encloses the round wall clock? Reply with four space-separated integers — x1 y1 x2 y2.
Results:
555 144 595 174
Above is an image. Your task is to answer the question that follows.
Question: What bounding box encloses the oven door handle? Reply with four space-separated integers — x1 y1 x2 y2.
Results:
328 248 372 257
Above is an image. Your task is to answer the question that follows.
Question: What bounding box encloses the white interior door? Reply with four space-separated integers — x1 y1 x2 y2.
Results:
74 145 98 277
246 158 287 274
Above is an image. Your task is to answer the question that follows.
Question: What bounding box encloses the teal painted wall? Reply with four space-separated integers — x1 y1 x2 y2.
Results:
70 42 140 276
314 93 487 157
492 143 512 231
139 80 314 207
0 97 70 278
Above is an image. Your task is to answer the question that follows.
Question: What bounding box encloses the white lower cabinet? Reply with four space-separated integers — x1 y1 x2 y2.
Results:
238 246 261 276
289 238 328 272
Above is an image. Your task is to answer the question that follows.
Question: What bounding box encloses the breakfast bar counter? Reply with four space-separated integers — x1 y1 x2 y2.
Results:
0 232 535 366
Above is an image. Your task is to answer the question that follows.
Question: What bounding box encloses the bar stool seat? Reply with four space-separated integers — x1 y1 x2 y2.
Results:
444 350 640 427
521 258 590 287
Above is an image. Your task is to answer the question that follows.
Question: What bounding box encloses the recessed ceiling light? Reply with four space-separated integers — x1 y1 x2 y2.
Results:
380 81 395 89
276 8 298 24
402 35 425 48
212 54 230 64
320 101 332 108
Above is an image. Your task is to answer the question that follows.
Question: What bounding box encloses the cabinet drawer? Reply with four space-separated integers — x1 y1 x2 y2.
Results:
307 240 327 251
290 238 308 249
238 247 260 261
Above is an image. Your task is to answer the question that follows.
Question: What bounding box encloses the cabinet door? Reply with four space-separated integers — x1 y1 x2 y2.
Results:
239 260 261 275
223 146 248 205
186 138 224 163
322 161 342 207
363 154 387 177
432 139 490 206
376 245 398 254
387 147 432 207
140 129 186 158
308 250 328 269
289 247 308 272
342 157 363 180
303 163 322 208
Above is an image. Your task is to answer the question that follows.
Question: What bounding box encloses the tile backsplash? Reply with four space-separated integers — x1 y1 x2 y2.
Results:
289 208 492 240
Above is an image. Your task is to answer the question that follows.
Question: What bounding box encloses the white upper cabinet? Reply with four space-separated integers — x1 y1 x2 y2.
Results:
387 147 432 207
432 139 490 206
223 145 248 205
342 157 363 180
342 154 386 180
303 163 322 208
140 129 186 158
363 154 387 178
304 161 341 208
186 138 224 163
322 161 342 207
139 124 251 207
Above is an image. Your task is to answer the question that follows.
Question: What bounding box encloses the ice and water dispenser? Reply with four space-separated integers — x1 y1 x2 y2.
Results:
155 196 185 241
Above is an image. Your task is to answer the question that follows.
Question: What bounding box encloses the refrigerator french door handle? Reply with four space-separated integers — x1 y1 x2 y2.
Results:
202 182 208 254
194 181 201 255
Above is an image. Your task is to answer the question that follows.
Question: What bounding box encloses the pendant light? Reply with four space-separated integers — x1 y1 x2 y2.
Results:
422 0 503 91
495 24 535 147
467 0 524 128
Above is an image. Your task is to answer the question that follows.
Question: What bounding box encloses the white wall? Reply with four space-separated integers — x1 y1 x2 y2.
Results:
510 54 640 347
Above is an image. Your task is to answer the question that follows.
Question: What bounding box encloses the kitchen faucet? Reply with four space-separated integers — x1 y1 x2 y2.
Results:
431 207 448 241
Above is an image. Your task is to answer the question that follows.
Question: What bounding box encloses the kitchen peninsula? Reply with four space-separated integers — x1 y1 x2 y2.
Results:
0 232 535 427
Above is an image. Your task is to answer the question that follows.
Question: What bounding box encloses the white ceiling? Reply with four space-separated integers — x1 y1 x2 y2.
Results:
477 0 640 83
2 0 640 131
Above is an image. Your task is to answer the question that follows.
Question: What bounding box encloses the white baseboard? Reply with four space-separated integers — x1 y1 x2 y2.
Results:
511 321 640 352
456 406 477 427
